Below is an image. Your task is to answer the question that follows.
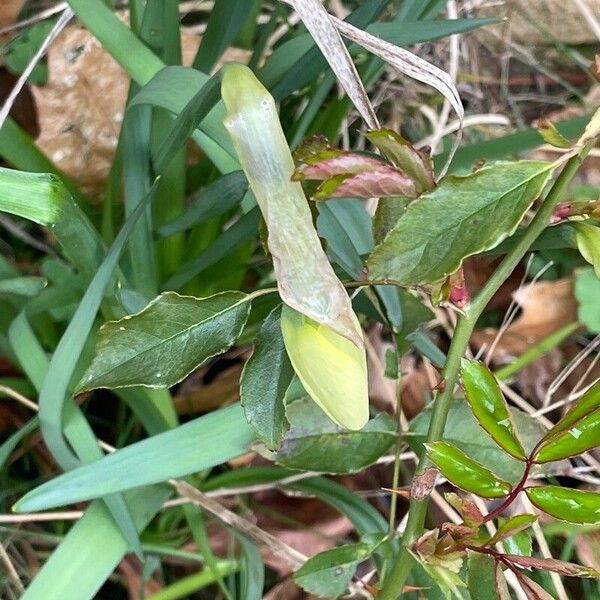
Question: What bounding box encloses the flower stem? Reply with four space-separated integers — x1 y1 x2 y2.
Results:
377 150 591 599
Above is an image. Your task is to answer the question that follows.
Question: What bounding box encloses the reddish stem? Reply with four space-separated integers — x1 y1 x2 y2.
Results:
483 440 546 523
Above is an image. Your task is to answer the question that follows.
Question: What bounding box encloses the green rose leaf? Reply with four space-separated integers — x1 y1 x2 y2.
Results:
410 400 566 485
367 160 553 285
240 306 293 450
293 542 372 598
533 379 600 462
526 486 600 524
366 128 435 193
575 267 600 333
467 553 507 600
274 396 395 473
575 222 600 277
486 514 537 545
537 119 572 149
78 291 251 390
503 531 532 557
426 441 512 498
461 359 526 460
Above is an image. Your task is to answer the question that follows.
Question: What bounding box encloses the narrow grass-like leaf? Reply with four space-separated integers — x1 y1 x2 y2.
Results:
15 403 255 511
20 487 170 600
164 207 260 290
157 171 247 238
38 182 160 472
79 292 251 391
0 167 104 279
240 306 292 449
67 1 236 171
222 63 362 346
425 441 512 498
193 0 250 73
146 561 239 600
526 486 600 524
9 312 145 557
0 276 46 296
368 161 553 285
460 359 526 460
236 533 265 600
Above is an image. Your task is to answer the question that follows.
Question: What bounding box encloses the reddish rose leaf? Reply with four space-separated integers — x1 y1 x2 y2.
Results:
314 165 418 199
505 553 599 578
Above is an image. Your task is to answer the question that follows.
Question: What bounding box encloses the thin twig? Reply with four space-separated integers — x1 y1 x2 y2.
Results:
0 540 24 595
0 8 74 133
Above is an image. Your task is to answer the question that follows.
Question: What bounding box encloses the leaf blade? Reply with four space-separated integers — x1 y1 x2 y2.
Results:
79 292 251 391
367 161 553 285
460 359 526 460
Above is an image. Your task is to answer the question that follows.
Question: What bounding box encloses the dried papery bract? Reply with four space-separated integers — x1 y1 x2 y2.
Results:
222 63 368 429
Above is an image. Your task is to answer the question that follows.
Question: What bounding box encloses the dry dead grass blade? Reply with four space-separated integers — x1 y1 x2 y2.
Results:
331 15 464 174
0 7 73 133
0 541 24 596
282 0 463 174
286 0 379 130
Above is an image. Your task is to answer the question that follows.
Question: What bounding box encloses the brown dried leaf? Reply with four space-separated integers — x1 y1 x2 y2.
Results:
33 22 248 199
31 24 129 200
472 278 578 359
411 467 438 501
174 362 242 415
0 0 24 29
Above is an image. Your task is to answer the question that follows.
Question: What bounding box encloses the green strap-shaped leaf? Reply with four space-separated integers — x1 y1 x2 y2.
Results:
78 291 251 391
425 441 512 498
460 359 526 460
14 403 255 512
367 161 554 285
294 542 372 598
240 305 293 449
21 487 171 600
157 171 248 238
526 486 600 524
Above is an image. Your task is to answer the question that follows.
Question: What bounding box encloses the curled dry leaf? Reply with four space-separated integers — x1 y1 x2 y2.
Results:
293 135 419 200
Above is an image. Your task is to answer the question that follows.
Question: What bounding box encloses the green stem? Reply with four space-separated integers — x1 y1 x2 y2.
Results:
377 150 590 599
